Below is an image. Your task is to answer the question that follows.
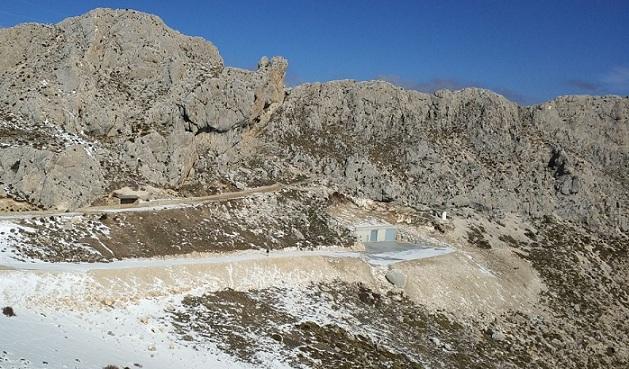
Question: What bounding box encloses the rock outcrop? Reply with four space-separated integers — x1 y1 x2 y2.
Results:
0 144 103 210
385 269 407 289
0 8 286 207
0 8 627 232
263 82 628 231
0 7 287 139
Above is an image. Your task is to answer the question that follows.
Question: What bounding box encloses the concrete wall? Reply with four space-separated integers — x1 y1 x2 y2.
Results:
355 227 397 242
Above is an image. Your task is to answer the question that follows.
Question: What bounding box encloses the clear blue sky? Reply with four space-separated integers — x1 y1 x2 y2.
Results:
1 0 628 104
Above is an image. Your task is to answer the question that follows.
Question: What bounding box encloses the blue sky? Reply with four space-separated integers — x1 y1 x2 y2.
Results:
1 0 628 104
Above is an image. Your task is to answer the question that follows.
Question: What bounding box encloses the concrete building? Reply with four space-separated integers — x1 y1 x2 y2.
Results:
113 193 140 205
354 222 397 243
112 187 144 205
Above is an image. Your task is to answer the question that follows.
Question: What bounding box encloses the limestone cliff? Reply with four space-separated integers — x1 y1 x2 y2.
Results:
0 8 627 231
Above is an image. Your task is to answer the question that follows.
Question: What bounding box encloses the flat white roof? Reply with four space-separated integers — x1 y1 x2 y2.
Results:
353 221 395 229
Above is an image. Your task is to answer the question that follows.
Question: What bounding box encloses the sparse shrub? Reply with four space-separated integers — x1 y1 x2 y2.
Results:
467 225 492 249
2 306 16 317
103 365 119 369
498 234 519 247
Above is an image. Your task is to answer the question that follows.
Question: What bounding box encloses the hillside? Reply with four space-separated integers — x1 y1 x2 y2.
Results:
0 8 628 369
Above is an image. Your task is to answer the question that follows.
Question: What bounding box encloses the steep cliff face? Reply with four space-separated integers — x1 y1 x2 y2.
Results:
0 8 627 230
0 8 286 208
261 82 628 230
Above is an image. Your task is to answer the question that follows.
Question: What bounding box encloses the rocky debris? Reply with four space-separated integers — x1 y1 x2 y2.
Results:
0 197 38 212
467 224 492 249
169 281 536 369
2 215 111 263
492 218 629 368
385 269 407 288
433 219 454 233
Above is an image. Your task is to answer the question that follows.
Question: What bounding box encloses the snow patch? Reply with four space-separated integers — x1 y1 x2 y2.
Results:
0 299 265 369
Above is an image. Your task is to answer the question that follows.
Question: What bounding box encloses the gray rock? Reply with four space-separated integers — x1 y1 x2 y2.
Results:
491 330 507 341
0 8 626 234
429 336 441 346
0 145 104 209
0 9 286 209
385 269 407 289
264 81 628 231
122 131 196 186
293 228 305 240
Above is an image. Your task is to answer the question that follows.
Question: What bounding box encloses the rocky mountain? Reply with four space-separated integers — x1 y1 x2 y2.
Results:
1 8 628 369
0 8 626 233
0 8 286 209
266 82 627 230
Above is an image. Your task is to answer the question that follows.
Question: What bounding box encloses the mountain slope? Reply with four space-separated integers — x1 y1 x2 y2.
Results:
0 8 628 369
1 9 626 232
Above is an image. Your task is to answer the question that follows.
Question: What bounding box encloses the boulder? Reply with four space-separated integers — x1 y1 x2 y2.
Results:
491 330 507 341
385 269 407 289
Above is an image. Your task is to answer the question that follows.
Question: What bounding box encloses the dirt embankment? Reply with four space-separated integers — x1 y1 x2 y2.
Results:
3 188 353 263
0 253 377 309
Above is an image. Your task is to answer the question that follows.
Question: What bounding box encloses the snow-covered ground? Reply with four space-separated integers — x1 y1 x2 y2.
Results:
0 217 455 369
0 257 366 368
0 220 34 265
0 261 310 368
0 294 287 369
368 247 453 266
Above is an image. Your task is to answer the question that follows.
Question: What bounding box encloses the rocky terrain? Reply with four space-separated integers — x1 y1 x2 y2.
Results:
1 188 352 263
1 8 626 233
0 8 628 369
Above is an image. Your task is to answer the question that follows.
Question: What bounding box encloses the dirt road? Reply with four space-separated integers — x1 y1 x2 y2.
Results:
1 243 454 272
0 183 281 220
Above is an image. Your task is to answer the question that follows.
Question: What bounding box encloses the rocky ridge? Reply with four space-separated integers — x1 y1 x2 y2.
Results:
0 8 626 235
0 8 628 369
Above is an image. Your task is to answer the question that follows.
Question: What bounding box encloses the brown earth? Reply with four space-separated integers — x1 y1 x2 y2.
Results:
7 188 353 263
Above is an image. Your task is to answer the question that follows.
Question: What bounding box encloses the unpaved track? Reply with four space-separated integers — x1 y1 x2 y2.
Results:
0 247 454 312
0 246 454 272
0 183 281 220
